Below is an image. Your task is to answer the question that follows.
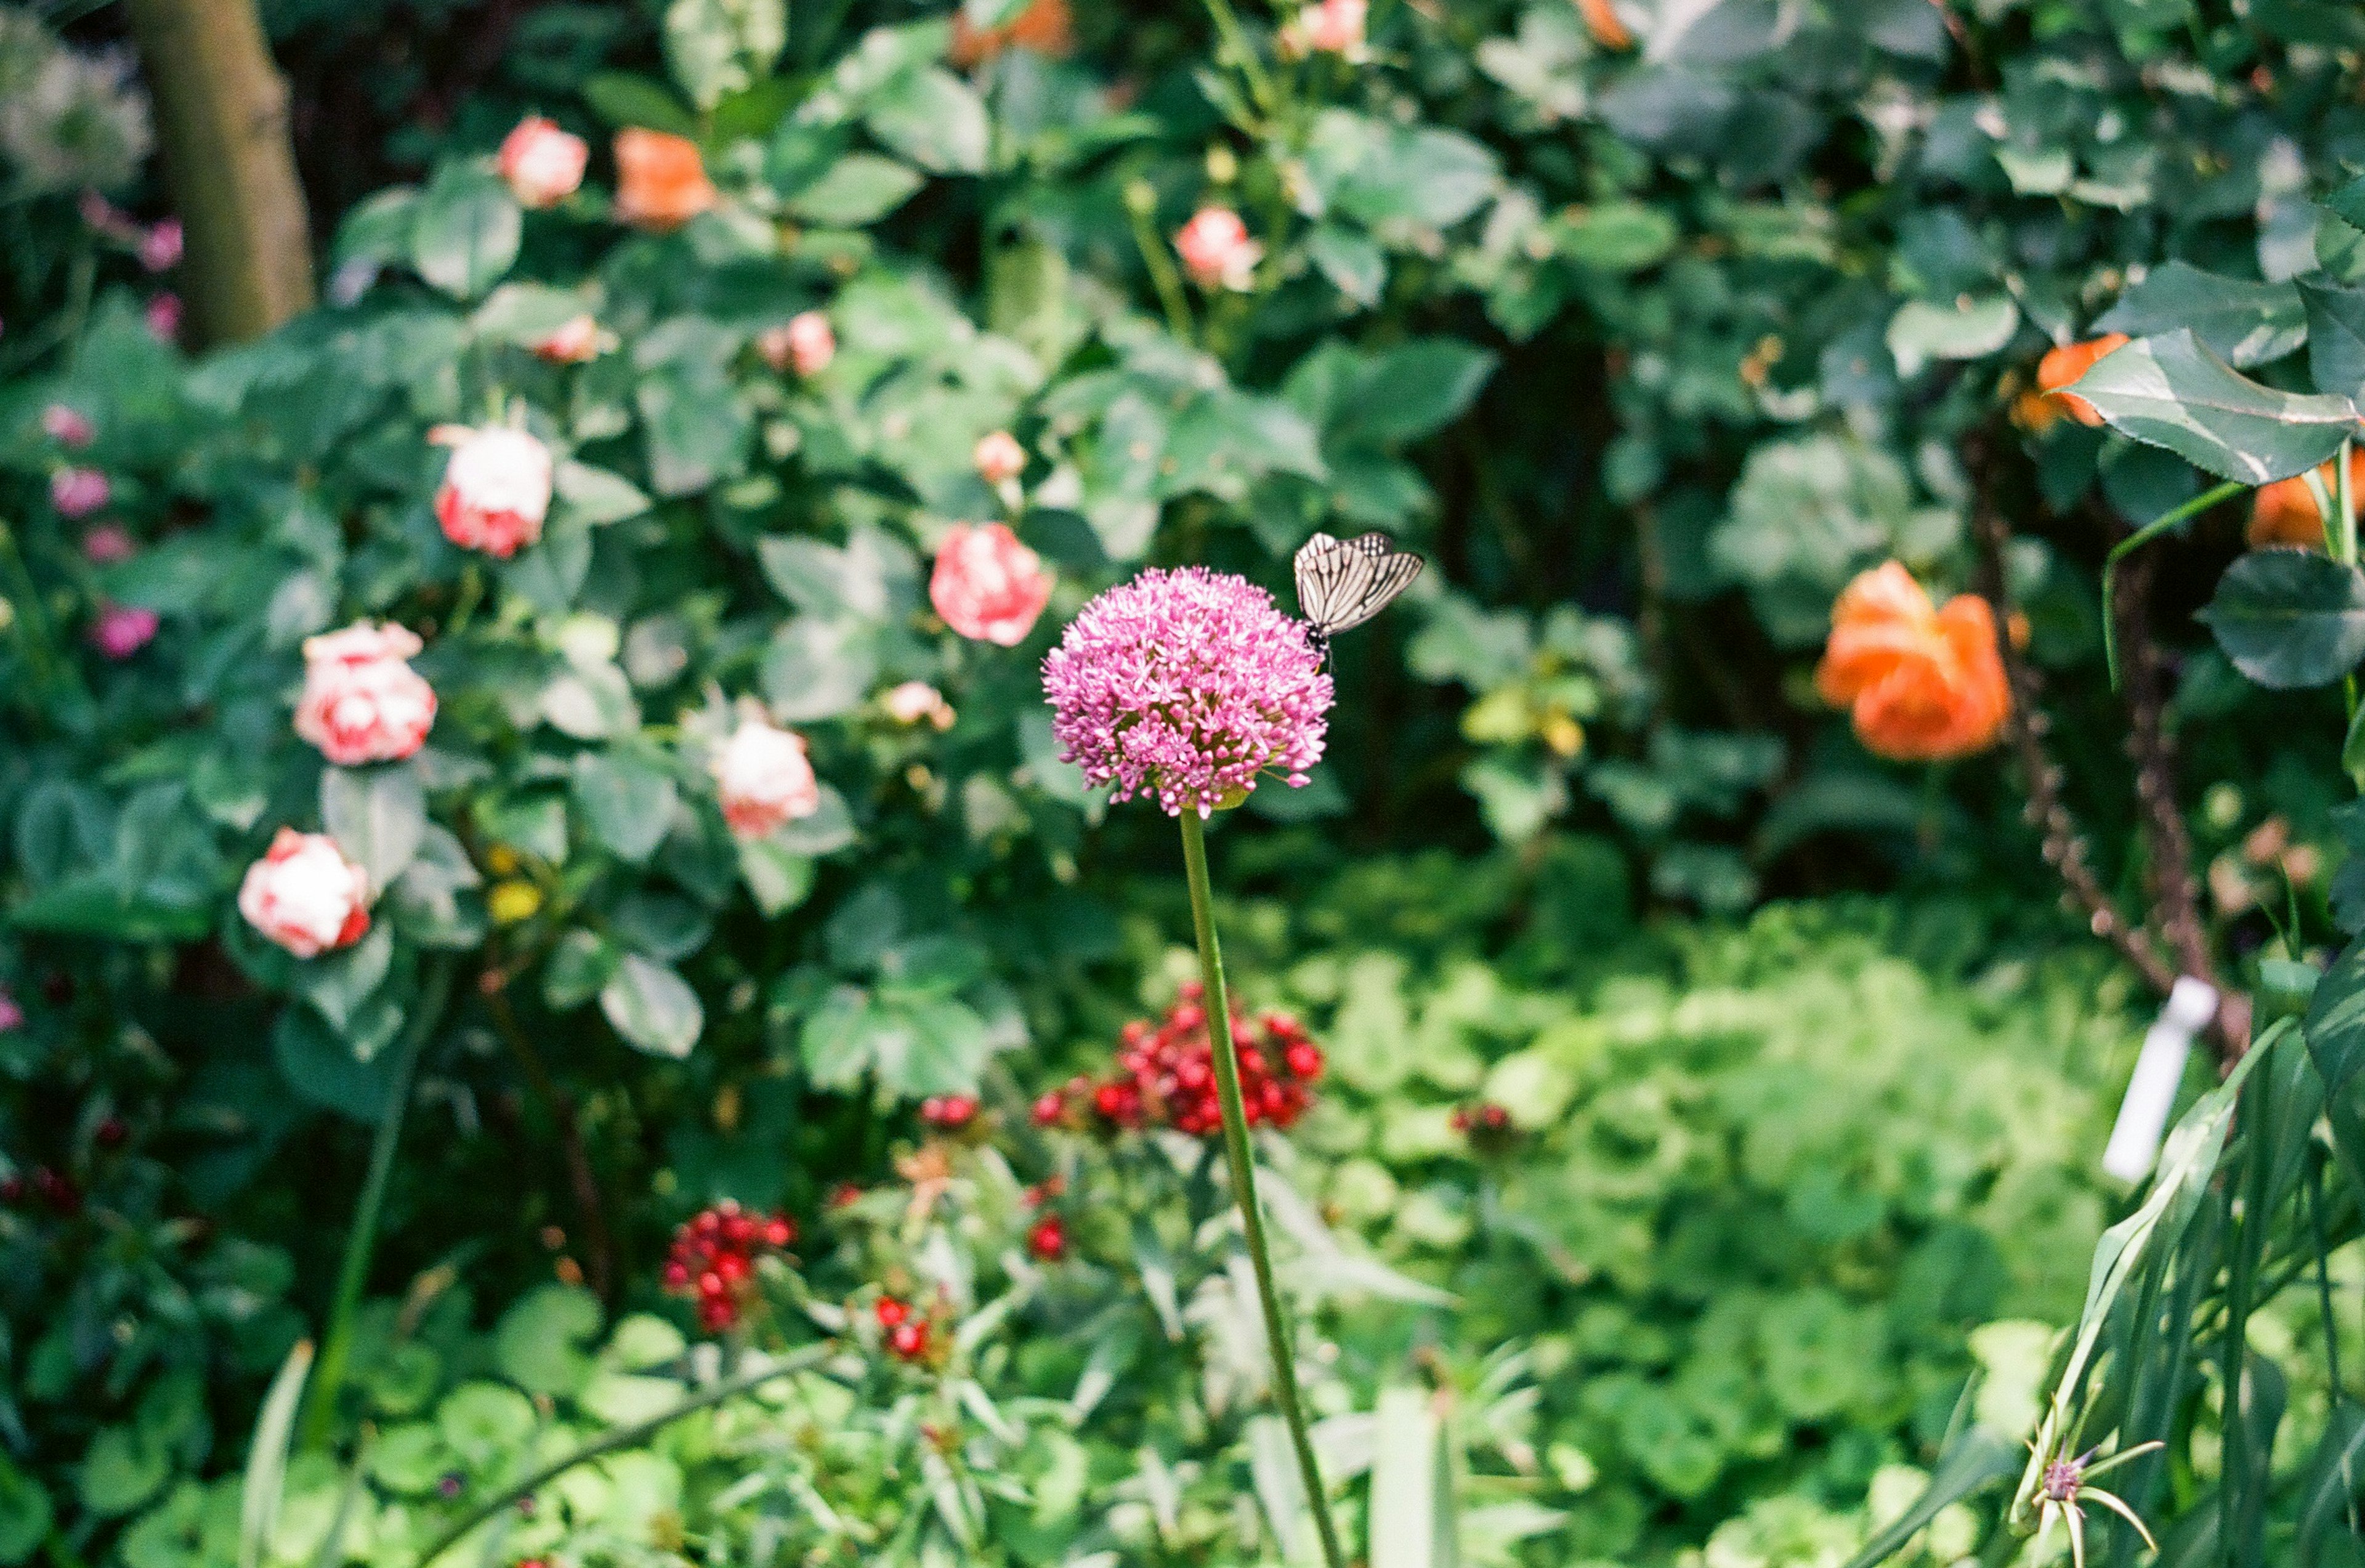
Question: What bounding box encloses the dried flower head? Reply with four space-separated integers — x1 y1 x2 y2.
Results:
1041 567 1332 817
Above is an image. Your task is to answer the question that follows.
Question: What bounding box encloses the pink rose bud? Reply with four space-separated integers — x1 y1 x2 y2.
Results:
973 430 1026 485
532 313 602 363
294 621 439 766
78 191 134 240
139 219 183 273
238 828 371 959
146 293 182 342
81 525 135 564
432 425 553 559
759 311 835 378
41 404 94 448
882 680 955 730
1286 0 1367 55
1174 208 1262 291
711 717 822 839
929 522 1054 647
51 468 108 517
0 988 20 1032
498 116 589 209
91 604 158 660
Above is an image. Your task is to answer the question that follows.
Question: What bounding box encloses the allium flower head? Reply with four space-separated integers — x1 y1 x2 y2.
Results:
1042 566 1332 817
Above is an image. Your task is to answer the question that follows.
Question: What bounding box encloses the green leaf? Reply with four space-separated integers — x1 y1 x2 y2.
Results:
581 71 700 135
543 929 621 1011
570 750 678 865
80 1427 169 1518
554 461 652 527
2073 329 2359 485
1838 1428 2021 1568
0 1455 53 1566
2096 261 2308 368
865 68 988 175
600 954 703 1057
761 618 877 721
238 1341 312 1568
495 1286 602 1397
738 837 816 915
321 764 426 890
2302 280 2365 402
273 1007 407 1123
1886 295 2019 376
409 164 522 301
436 1383 536 1467
1306 225 1386 308
663 0 786 111
785 154 924 227
1556 201 1680 272
2197 548 2365 689
1338 341 1497 447
1370 1386 1455 1568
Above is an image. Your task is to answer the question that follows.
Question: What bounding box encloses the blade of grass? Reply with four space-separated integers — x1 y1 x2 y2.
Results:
239 1339 313 1568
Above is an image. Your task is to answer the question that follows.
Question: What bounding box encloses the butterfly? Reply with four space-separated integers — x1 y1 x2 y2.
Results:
1292 531 1423 658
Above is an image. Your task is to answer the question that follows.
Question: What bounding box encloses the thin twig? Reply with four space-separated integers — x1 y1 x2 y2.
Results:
1964 434 2178 1000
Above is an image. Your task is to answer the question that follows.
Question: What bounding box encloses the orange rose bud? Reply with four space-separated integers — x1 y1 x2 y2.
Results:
1815 562 2011 763
2031 333 2130 428
613 129 718 231
2248 450 2365 550
950 0 1073 68
1576 0 1634 49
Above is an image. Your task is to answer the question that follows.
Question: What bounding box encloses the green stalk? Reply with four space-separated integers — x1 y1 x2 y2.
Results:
2101 479 2245 690
413 1345 832 1566
300 957 455 1450
1178 812 1346 1568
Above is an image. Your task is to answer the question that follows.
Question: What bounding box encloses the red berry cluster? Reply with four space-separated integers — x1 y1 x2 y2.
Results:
1027 1213 1067 1261
1030 984 1324 1138
1450 1101 1519 1154
874 1296 932 1361
918 1094 978 1131
0 1166 81 1216
662 1201 796 1332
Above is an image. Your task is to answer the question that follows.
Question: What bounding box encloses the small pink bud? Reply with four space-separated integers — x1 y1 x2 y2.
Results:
91 604 158 660
51 468 108 517
139 220 183 273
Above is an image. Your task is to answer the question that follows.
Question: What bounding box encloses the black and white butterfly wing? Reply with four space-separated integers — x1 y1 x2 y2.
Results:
1293 531 1422 637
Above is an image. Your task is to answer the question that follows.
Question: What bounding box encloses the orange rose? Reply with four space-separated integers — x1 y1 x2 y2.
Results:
2249 450 2365 549
613 129 718 231
1815 562 2011 762
950 0 1073 68
2015 333 2130 432
1576 0 1634 50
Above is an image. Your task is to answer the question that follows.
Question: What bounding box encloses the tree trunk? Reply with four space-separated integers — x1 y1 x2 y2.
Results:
127 0 314 346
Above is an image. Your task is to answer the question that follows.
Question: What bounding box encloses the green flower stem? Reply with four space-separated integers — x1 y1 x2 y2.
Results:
1178 810 1346 1568
300 955 455 1451
2101 478 2246 689
413 1344 833 1567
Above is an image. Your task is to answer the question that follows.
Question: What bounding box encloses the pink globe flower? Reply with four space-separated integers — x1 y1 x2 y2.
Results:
882 680 955 730
1042 567 1332 817
712 717 821 839
81 525 135 564
432 424 552 559
1174 208 1261 291
0 988 20 1032
41 404 94 448
498 116 589 209
973 430 1026 485
238 828 371 959
930 522 1053 646
759 311 835 378
532 313 602 363
139 219 183 273
146 293 182 342
294 621 438 766
91 604 157 659
51 467 108 517
1284 0 1367 55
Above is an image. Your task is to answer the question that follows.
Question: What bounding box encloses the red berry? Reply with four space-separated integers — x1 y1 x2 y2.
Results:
1028 1215 1067 1262
875 1296 908 1327
889 1321 929 1360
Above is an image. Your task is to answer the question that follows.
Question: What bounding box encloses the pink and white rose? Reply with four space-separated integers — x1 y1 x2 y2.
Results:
81 525 135 565
929 522 1053 647
432 424 552 559
91 604 156 659
238 829 372 959
1282 0 1366 55
498 116 589 209
532 313 602 363
973 430 1026 485
41 404 93 448
139 219 183 273
712 718 822 839
51 467 108 517
294 622 438 766
1174 208 1261 291
882 681 956 730
759 311 835 378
